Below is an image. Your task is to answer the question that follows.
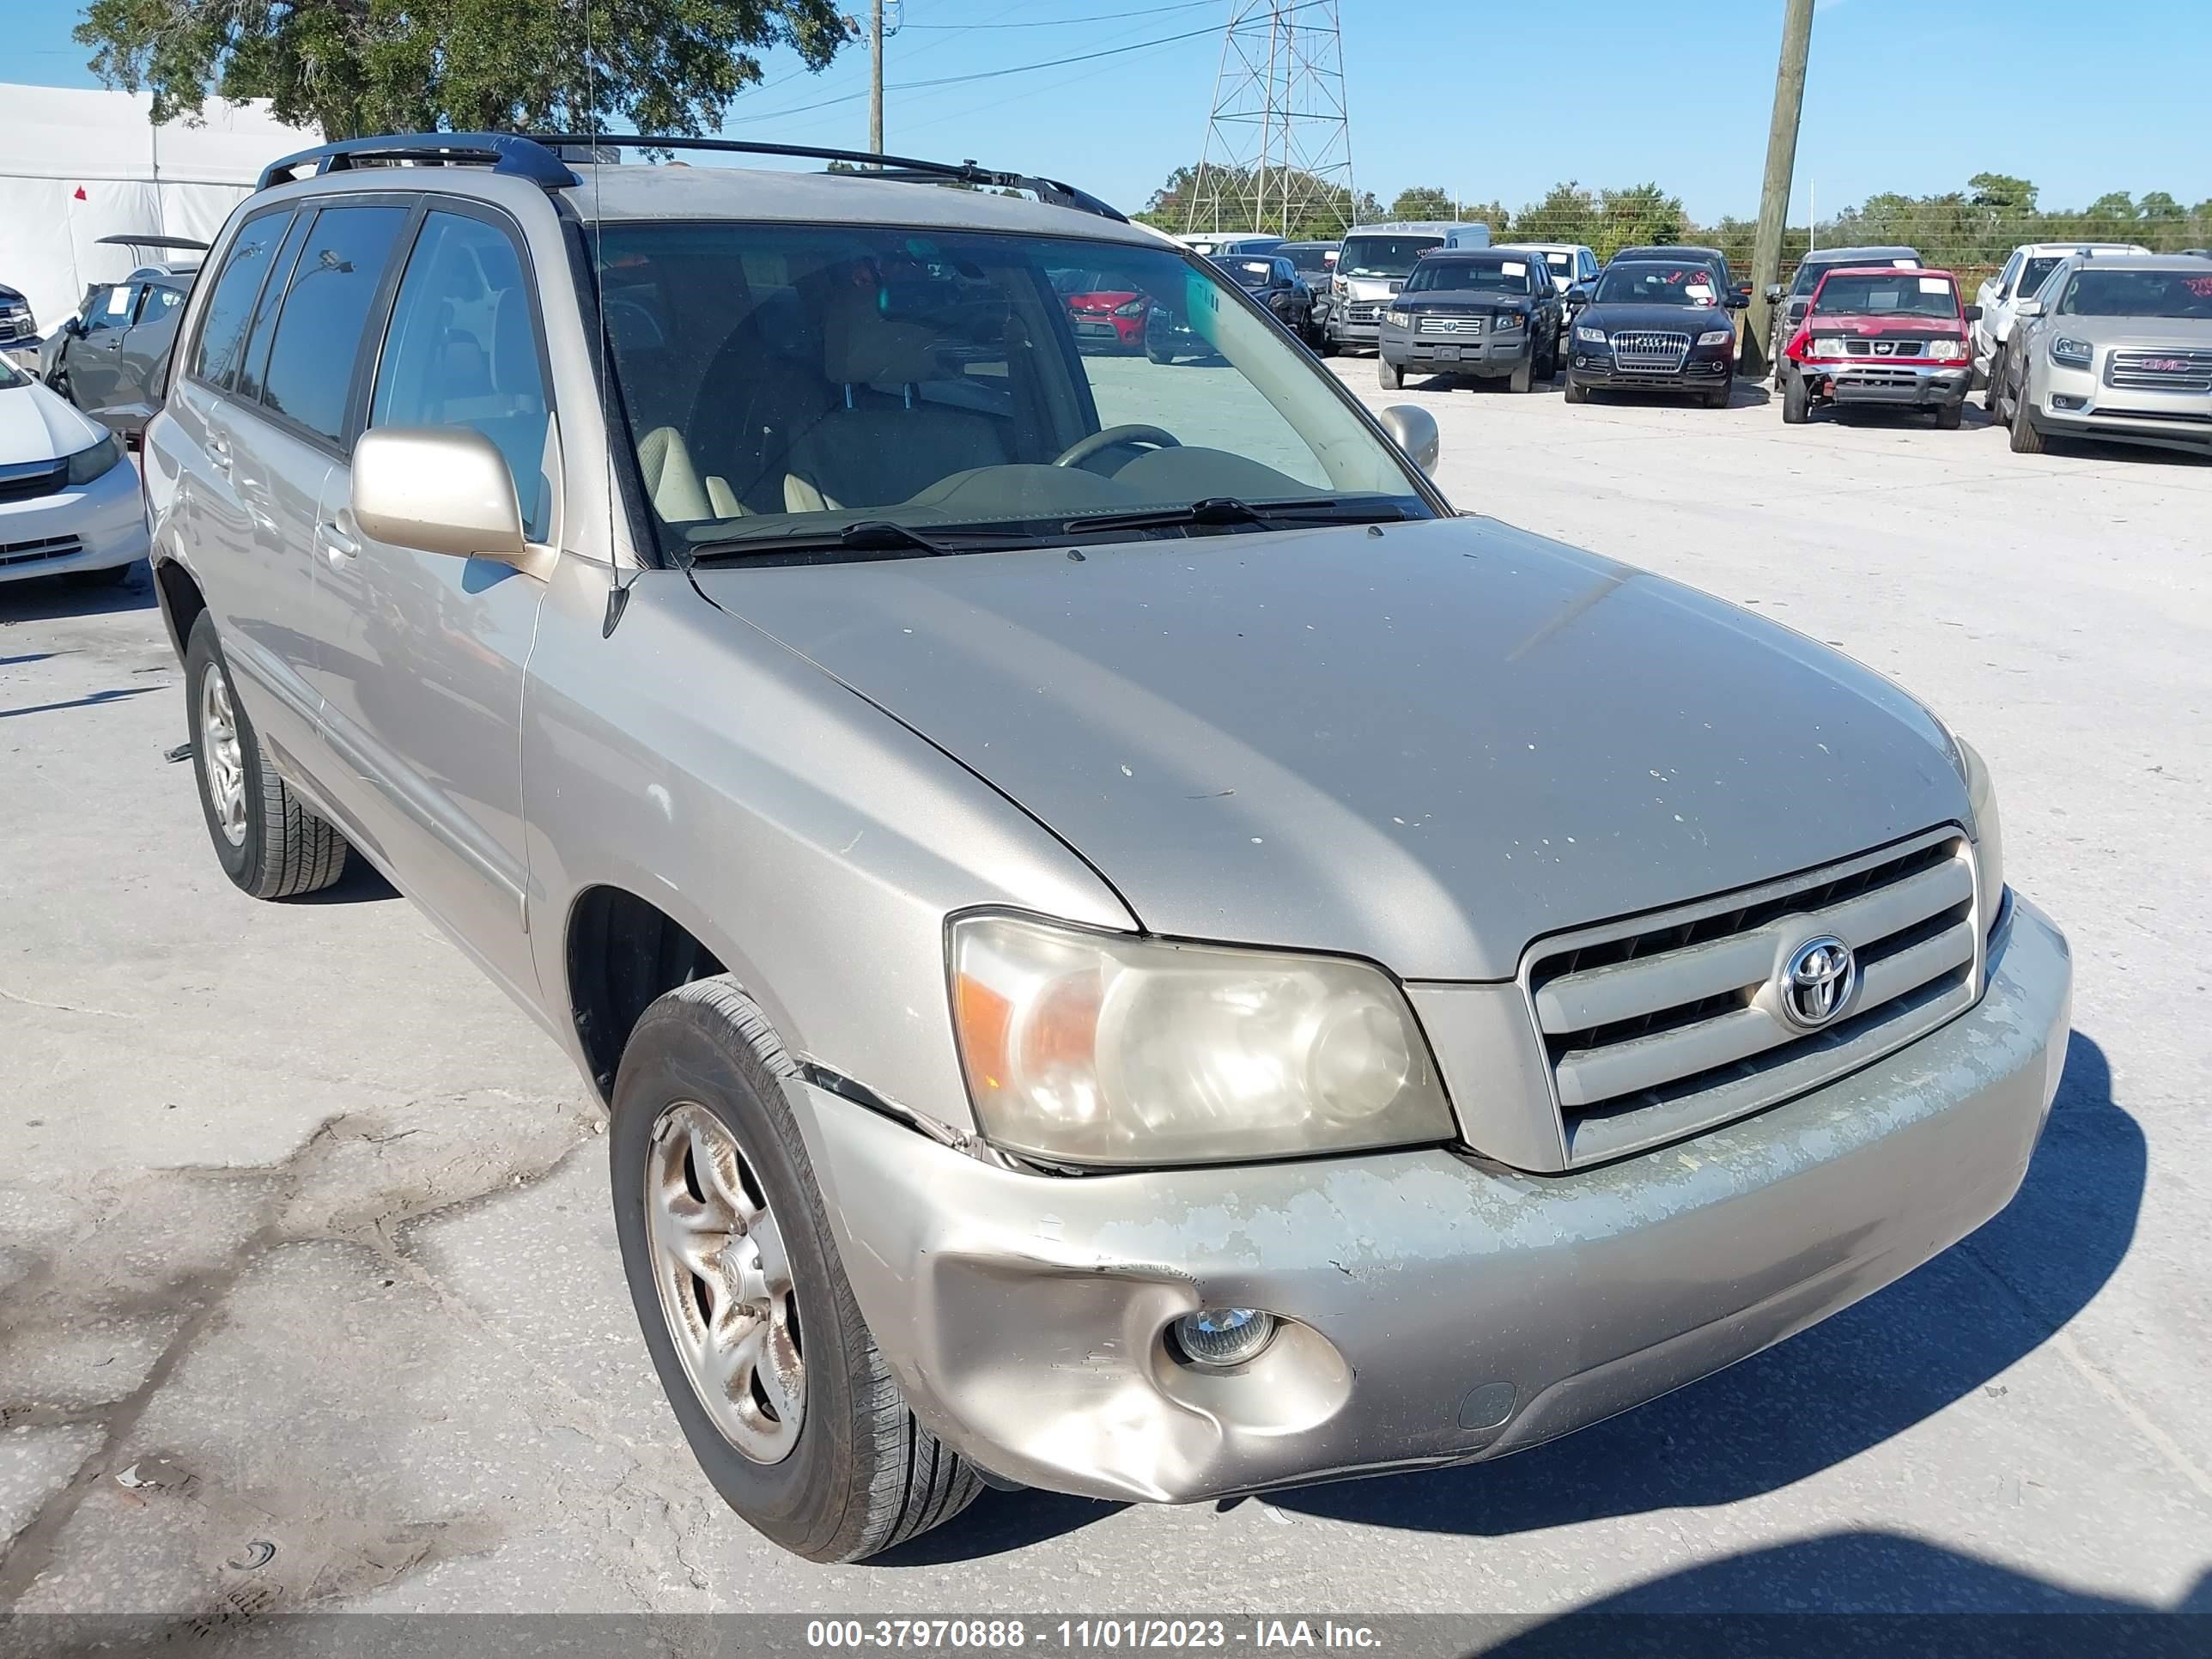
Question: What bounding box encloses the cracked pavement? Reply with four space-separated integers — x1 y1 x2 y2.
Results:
3 382 2209 1631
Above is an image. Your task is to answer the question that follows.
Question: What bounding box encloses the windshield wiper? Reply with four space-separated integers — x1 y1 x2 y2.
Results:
688 520 1036 562
1063 496 1411 536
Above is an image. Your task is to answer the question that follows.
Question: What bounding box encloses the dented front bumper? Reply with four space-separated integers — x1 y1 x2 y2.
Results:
787 897 2069 1504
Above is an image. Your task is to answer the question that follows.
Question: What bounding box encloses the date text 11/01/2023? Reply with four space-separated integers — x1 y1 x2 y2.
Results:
805 1620 1385 1650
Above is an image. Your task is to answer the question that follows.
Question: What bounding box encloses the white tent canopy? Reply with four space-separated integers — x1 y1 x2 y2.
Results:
0 84 319 330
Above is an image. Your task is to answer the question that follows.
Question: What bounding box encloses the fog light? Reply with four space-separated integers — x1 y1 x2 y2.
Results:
2051 393 2086 411
1171 1308 1277 1368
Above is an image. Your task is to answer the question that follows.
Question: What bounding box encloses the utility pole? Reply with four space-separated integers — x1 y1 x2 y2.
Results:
869 0 885 155
1742 0 1816 377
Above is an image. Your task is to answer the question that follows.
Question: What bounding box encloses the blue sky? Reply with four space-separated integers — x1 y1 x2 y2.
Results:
13 0 2212 223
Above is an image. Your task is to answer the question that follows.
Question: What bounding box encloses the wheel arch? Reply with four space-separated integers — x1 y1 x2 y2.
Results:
154 556 205 663
562 883 737 1103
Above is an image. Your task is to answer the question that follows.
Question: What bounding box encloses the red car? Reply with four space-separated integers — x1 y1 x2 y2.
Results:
1056 268 1149 351
1780 265 1979 428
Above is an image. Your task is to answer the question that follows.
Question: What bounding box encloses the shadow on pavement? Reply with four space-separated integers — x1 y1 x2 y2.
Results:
0 561 157 623
889 1031 2137 1566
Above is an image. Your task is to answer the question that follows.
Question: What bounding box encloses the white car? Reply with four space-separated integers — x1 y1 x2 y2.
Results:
1498 242 1601 296
0 353 146 587
1972 241 2148 379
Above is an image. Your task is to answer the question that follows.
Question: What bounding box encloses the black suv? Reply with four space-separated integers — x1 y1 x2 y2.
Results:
1376 250 1563 392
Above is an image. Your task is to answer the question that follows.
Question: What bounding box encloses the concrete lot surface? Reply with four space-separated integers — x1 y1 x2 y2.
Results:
2 374 2209 1628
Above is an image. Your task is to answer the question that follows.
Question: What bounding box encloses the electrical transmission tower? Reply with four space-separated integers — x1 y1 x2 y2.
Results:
1189 1 1356 238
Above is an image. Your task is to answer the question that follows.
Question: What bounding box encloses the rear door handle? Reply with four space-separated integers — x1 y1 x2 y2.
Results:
206 432 231 475
319 520 358 562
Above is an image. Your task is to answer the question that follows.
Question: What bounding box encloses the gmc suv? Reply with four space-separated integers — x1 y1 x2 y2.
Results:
144 132 2069 1565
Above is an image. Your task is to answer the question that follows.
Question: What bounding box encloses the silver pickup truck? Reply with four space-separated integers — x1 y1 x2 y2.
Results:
144 133 2070 1564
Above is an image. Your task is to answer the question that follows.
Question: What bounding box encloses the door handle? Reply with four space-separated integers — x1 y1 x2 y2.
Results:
206 432 231 476
319 520 359 562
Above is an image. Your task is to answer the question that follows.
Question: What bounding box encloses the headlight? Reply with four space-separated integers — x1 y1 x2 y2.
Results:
1954 738 2006 939
1811 337 1846 358
1385 308 1413 328
1113 298 1146 317
1491 312 1524 331
1926 339 1966 362
948 914 1454 1167
65 432 122 486
1696 329 1734 347
1574 324 1607 345
2051 337 2094 369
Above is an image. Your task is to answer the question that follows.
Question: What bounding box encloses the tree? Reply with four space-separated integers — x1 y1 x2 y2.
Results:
1594 183 1686 256
1136 161 1369 240
73 0 851 141
1389 185 1455 221
1967 172 2038 212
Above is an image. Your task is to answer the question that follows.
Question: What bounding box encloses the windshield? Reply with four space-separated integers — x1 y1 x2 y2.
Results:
0 356 27 391
1594 264 1719 307
1339 236 1443 279
590 223 1431 561
2014 257 2063 300
1811 272 1959 319
2057 268 2212 318
1402 258 1534 297
1283 244 1337 274
1792 253 1917 295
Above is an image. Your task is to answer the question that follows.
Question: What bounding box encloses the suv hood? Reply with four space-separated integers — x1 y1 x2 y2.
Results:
1582 302 1729 335
691 517 1966 981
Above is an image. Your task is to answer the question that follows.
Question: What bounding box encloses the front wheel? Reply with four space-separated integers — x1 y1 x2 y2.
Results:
1984 345 2008 416
1935 399 1964 431
611 978 982 1563
1508 358 1532 393
1564 377 1590 404
184 612 348 899
1377 356 1404 391
2008 387 2048 454
1781 374 1810 424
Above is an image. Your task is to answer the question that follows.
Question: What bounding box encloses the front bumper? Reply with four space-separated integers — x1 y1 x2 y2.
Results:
791 897 2070 1504
1070 315 1143 351
1382 328 1534 375
2030 363 2212 451
1569 352 1732 392
0 455 147 583
1328 306 1385 347
1799 361 1970 409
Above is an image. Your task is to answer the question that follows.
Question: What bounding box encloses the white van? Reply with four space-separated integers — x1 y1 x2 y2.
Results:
1329 222 1490 350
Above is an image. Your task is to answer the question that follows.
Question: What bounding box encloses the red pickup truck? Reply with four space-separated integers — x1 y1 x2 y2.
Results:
1780 265 1978 428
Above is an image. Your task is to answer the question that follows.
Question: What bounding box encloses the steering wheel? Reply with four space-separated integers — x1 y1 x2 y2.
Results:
1053 424 1182 469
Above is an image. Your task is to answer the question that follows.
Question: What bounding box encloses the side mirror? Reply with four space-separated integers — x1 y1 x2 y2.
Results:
1724 289 1750 310
1378 404 1440 477
1565 285 1590 306
1962 303 1983 322
1764 283 1785 303
351 427 527 563
2014 298 2044 319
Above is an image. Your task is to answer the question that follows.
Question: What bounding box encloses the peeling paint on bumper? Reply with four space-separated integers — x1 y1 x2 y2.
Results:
787 897 2070 1505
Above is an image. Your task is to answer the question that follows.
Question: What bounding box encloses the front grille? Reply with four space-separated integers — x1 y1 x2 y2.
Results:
1416 313 1482 337
1611 331 1689 372
0 534 84 569
0 461 67 504
1343 301 1381 325
1522 827 1981 1165
2106 349 2212 393
1835 367 1924 389
1844 338 1926 357
0 307 33 343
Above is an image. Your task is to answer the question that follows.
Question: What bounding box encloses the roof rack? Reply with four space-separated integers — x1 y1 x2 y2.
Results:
530 133 1127 223
253 131 1126 223
258 132 581 192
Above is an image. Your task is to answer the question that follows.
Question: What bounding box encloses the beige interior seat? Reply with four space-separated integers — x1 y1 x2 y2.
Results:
638 426 741 522
782 286 1011 513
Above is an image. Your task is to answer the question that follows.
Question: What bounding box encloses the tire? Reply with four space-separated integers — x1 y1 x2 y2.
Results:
2008 386 2047 454
1508 357 1532 393
1703 386 1730 410
611 978 981 1563
1984 345 2008 417
1935 399 1963 431
1377 356 1404 391
184 612 348 900
1782 374 1809 424
1564 377 1590 404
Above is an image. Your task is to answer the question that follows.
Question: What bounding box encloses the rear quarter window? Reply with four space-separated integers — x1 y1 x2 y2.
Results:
188 212 293 386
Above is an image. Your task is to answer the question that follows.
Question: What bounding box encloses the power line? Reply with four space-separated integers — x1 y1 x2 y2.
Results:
731 8 1333 127
902 1 1215 27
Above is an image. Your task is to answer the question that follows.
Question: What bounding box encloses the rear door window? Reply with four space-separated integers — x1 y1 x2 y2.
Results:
369 210 554 541
89 284 143 333
188 211 293 386
235 212 313 404
257 204 410 446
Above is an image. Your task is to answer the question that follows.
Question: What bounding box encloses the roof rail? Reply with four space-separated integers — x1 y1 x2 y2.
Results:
256 132 581 193
524 132 1128 222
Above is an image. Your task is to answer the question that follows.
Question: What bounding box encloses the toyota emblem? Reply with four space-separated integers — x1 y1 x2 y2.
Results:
1778 936 1856 1030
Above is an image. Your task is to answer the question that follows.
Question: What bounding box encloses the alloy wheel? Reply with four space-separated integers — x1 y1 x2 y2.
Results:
645 1101 805 1463
198 663 248 848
